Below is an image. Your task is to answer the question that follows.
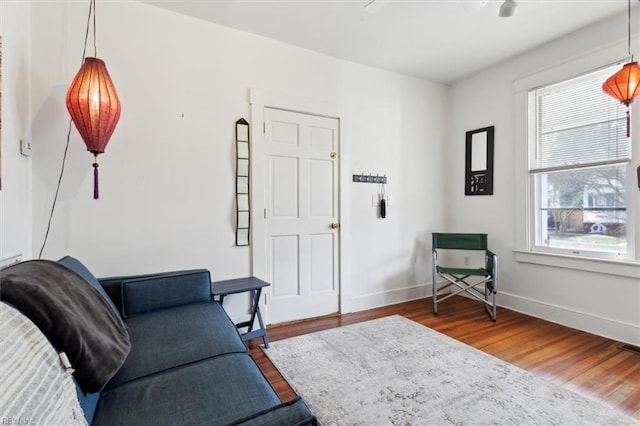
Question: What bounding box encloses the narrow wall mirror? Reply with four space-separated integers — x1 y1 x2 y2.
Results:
465 126 495 196
235 118 250 246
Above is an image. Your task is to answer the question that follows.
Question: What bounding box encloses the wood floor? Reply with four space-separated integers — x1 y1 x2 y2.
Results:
247 296 640 420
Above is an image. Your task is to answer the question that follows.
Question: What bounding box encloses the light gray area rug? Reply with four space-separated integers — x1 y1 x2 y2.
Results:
264 315 638 425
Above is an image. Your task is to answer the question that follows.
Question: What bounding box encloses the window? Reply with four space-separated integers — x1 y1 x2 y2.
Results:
527 64 631 260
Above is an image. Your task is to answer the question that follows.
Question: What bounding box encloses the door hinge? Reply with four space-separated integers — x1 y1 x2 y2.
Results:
263 122 266 134
264 294 267 305
264 208 267 219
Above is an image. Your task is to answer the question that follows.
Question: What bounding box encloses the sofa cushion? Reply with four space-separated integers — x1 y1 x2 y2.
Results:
121 269 212 317
0 260 130 394
228 397 317 426
94 353 282 426
105 301 247 389
0 302 87 426
58 255 121 318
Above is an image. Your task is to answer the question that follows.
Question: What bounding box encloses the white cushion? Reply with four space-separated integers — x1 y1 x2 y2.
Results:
0 302 87 425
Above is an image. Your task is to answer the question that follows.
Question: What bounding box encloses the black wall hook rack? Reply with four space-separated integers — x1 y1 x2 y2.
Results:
352 173 387 184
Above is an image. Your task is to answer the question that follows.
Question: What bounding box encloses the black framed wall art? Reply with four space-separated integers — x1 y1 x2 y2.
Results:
465 126 494 196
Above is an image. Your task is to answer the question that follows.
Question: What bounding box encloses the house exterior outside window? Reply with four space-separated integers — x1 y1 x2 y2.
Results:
527 64 631 260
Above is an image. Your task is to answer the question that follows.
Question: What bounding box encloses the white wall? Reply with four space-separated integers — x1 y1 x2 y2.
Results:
449 12 640 345
0 0 33 264
28 1 447 319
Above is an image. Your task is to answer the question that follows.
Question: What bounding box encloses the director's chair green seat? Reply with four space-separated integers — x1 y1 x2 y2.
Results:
432 233 497 321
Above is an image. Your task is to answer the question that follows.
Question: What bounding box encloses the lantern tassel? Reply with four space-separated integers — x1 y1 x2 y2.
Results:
626 109 630 138
93 160 99 200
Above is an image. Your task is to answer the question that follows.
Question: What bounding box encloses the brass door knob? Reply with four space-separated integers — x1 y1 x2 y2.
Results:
330 222 340 229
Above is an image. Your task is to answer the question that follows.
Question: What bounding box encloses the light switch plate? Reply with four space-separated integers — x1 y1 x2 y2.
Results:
20 139 33 157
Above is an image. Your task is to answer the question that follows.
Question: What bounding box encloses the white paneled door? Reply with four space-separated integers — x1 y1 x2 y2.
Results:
264 108 340 324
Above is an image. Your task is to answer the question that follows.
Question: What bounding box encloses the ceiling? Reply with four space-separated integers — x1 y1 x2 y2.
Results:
139 0 636 84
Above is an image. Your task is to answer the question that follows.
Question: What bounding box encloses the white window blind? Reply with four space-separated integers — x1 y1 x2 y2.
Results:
531 64 630 171
527 63 631 259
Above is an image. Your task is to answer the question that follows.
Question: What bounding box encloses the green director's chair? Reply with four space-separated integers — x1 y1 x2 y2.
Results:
432 233 497 321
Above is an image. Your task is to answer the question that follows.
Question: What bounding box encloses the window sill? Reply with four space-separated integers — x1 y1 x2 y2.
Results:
513 250 640 279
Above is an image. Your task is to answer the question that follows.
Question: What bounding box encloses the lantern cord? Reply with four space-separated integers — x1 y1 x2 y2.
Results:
92 0 97 57
38 0 96 259
38 121 72 259
627 0 631 58
80 0 97 60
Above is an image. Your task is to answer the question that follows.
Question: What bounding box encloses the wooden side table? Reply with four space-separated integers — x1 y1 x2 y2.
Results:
211 277 270 348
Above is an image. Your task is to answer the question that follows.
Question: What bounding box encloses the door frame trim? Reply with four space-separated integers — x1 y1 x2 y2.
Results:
249 88 352 323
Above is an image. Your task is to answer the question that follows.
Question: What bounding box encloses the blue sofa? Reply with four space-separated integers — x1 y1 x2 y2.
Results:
1 256 316 426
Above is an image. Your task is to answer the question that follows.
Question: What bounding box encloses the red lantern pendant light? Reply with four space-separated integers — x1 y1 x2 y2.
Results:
66 57 121 199
602 62 640 106
602 62 640 137
65 0 121 199
602 0 640 138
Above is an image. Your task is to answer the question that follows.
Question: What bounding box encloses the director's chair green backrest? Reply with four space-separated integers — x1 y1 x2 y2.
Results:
432 233 488 251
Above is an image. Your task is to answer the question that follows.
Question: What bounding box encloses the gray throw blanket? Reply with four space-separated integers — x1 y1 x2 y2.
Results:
0 260 130 393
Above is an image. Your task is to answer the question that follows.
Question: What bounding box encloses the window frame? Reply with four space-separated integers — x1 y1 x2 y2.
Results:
513 48 640 278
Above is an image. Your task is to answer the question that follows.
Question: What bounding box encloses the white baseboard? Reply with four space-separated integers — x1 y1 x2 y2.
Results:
0 253 23 268
263 280 638 346
498 291 640 346
349 284 639 346
348 283 431 313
